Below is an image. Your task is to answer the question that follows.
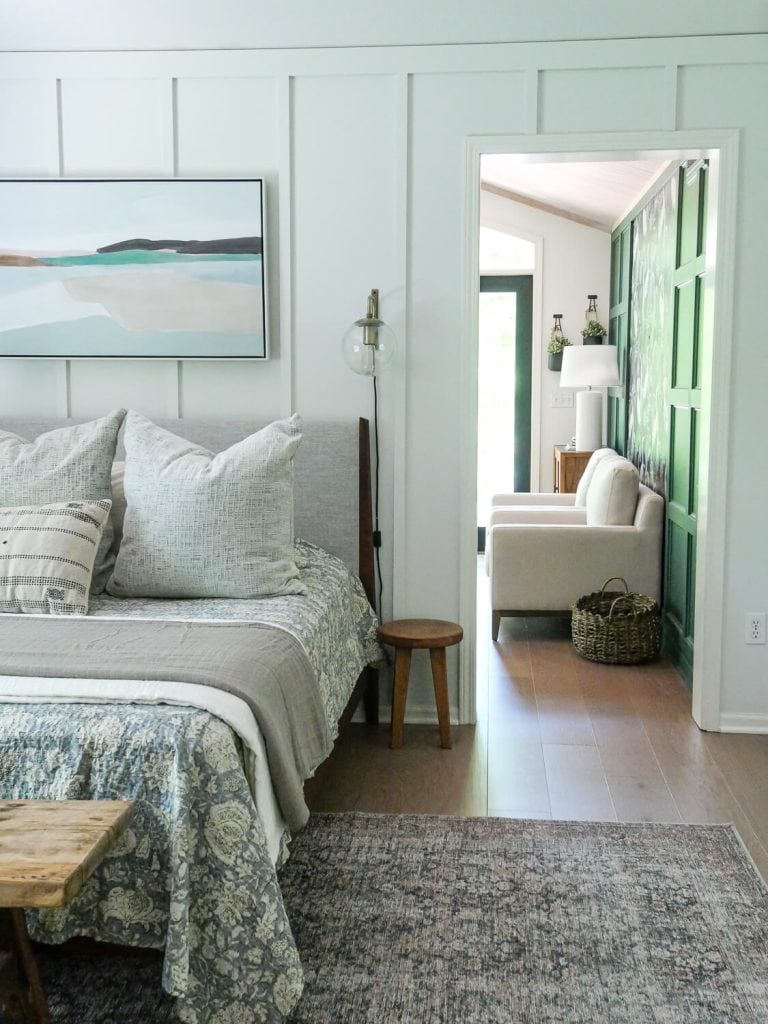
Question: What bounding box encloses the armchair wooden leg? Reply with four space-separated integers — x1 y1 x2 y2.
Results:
492 611 501 641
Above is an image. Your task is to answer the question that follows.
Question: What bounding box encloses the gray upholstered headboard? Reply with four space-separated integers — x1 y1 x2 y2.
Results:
0 415 372 591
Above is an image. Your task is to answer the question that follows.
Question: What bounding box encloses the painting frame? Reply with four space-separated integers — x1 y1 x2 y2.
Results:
0 178 268 360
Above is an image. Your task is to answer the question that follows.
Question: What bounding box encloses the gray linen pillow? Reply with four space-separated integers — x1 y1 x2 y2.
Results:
0 410 125 593
0 499 112 615
107 412 306 598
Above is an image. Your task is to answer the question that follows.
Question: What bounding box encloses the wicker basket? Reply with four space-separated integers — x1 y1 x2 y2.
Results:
572 577 661 664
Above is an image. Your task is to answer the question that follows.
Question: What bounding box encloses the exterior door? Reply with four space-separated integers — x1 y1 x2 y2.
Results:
479 274 532 491
477 274 533 551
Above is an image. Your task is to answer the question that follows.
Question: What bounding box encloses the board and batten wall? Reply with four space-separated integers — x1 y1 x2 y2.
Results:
0 18 766 728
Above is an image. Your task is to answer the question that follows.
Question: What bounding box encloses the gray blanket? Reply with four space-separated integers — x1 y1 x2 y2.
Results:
0 616 330 831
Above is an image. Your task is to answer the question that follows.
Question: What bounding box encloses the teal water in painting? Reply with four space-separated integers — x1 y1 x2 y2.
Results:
40 251 257 267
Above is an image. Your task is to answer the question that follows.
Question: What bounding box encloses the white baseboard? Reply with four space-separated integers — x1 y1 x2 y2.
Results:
351 702 459 726
718 712 768 734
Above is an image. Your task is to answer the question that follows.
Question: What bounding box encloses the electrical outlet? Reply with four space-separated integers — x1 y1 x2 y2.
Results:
745 612 766 644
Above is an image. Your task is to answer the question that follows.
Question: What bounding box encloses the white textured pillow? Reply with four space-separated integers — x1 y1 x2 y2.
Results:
107 412 306 599
574 448 618 506
586 457 640 526
0 499 112 615
0 411 125 593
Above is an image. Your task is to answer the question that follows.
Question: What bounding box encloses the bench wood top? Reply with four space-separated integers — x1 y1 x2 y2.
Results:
0 800 134 909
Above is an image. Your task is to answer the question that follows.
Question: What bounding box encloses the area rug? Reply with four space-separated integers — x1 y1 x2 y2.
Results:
34 813 768 1023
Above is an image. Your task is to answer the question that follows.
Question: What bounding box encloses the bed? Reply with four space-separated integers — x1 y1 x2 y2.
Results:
0 411 381 1024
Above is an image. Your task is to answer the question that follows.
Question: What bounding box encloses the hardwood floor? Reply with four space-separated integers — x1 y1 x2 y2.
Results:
312 568 768 881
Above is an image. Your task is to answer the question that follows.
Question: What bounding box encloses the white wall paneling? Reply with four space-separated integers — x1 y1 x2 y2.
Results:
176 74 286 413
1 24 766 727
539 68 667 133
67 360 181 420
0 78 59 175
678 64 767 725
60 78 171 175
0 359 65 415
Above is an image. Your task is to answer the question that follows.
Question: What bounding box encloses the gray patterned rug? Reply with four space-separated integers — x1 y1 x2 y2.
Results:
36 813 768 1023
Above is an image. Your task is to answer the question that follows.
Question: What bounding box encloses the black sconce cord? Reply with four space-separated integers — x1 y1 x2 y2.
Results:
372 373 384 620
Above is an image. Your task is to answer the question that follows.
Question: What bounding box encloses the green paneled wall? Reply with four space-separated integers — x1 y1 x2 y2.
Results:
626 174 678 496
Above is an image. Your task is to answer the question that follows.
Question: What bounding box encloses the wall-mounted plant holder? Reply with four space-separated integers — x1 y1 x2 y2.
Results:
582 294 607 345
547 313 569 371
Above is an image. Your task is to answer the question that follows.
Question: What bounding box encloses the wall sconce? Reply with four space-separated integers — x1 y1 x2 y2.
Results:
341 288 398 620
341 288 397 377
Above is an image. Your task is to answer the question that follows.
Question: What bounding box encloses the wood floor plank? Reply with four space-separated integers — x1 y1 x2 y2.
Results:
604 773 682 823
542 744 617 821
487 737 551 818
536 697 597 747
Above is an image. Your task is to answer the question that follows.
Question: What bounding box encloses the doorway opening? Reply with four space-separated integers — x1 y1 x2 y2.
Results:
464 135 734 735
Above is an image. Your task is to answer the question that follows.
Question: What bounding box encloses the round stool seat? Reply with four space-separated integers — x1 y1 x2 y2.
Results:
377 618 463 650
377 618 463 750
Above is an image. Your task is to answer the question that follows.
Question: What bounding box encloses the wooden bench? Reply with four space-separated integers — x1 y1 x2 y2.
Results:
0 799 134 1024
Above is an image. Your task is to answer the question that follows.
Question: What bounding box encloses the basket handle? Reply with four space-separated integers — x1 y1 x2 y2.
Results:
608 594 636 619
600 576 629 596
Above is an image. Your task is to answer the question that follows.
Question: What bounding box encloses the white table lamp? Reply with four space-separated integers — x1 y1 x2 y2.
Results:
560 345 621 451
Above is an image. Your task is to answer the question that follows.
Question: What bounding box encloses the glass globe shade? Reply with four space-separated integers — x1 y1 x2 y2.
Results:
341 318 397 377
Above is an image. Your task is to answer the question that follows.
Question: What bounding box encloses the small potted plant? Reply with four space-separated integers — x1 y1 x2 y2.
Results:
547 314 570 371
582 294 607 345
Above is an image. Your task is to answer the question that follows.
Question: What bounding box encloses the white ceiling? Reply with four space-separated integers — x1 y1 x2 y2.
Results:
480 156 670 231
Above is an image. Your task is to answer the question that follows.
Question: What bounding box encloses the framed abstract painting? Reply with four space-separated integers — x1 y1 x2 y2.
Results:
0 178 268 359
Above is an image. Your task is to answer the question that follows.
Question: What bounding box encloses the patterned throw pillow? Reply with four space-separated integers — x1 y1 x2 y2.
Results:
0 410 125 593
0 499 112 615
107 412 307 599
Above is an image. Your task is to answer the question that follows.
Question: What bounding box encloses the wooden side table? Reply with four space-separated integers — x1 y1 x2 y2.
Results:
0 799 134 1024
377 618 463 750
553 445 593 494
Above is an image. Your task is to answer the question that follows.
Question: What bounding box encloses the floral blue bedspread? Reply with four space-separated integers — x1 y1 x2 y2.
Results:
0 541 382 1023
0 704 302 1023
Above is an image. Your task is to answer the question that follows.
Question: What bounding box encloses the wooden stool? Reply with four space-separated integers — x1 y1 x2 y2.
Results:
377 618 463 750
0 799 134 1024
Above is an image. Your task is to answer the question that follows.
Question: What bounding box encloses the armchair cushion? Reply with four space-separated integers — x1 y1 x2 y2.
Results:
574 448 619 506
585 457 639 526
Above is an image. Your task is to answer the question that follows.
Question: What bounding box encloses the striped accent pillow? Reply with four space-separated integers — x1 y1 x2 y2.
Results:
0 499 112 615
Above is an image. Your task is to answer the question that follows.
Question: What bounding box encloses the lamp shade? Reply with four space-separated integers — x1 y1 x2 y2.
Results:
560 345 620 389
341 288 397 377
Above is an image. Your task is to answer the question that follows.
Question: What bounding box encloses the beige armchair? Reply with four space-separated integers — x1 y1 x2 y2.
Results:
487 456 664 640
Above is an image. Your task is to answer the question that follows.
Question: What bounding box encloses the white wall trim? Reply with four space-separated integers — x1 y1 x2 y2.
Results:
392 72 410 617
663 65 679 131
691 130 740 731
524 68 539 135
277 74 294 415
462 128 741 732
719 713 768 734
458 137 482 725
2 35 765 79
